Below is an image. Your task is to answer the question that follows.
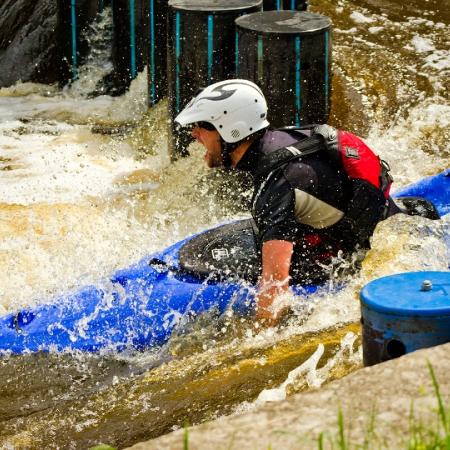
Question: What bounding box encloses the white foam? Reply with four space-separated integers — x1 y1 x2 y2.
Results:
0 72 148 124
334 27 358 35
424 50 450 71
350 11 375 24
365 98 450 187
410 35 435 53
0 128 149 204
368 26 384 34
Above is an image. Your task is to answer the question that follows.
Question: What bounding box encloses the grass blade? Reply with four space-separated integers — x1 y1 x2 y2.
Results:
427 360 448 434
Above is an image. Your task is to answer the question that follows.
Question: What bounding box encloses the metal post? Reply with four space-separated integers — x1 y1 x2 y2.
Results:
146 0 168 106
111 0 147 94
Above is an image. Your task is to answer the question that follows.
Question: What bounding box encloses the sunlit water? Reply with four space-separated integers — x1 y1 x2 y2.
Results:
0 0 449 448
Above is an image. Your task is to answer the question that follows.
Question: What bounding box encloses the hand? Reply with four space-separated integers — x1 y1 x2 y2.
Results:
256 303 288 327
255 286 290 327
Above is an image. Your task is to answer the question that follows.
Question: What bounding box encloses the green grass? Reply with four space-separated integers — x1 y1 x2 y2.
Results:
319 361 450 450
184 420 190 450
405 361 450 450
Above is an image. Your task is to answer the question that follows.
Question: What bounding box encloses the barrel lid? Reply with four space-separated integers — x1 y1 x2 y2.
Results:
360 271 450 316
236 11 331 35
169 0 262 13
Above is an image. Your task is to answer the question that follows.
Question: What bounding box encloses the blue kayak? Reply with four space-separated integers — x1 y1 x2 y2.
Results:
0 171 449 354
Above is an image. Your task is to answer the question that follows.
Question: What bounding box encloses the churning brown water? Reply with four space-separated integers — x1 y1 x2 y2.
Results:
0 0 449 448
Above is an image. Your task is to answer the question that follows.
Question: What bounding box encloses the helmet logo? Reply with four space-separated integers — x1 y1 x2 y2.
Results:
201 84 237 102
199 80 263 102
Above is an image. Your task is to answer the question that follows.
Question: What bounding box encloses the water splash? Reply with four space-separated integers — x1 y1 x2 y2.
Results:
255 331 361 405
256 343 325 403
67 6 114 97
366 98 450 187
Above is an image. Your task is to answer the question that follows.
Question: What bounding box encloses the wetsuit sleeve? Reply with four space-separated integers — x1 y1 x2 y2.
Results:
252 170 300 243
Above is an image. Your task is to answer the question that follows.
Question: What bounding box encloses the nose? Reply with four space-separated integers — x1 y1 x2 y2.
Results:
191 127 201 140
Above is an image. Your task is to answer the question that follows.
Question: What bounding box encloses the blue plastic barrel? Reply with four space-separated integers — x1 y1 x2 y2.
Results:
360 271 450 366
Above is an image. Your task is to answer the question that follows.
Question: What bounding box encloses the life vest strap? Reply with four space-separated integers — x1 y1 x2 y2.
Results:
254 133 325 178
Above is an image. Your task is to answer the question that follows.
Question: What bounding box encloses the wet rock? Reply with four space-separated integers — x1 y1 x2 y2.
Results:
0 0 59 87
0 0 105 88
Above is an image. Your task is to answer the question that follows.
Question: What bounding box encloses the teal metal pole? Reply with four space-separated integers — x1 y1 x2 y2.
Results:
129 0 137 79
149 0 156 104
70 0 78 80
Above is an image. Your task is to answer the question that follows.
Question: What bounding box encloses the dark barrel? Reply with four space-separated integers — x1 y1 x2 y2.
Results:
167 0 262 159
360 272 450 367
111 0 148 95
289 0 308 10
236 11 331 127
57 0 103 84
263 0 282 9
145 0 169 106
263 0 308 11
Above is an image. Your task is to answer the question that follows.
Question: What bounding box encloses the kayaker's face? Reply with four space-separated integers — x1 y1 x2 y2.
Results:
191 126 222 168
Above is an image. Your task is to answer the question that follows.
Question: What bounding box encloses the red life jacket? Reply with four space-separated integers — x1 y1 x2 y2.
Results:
330 128 392 198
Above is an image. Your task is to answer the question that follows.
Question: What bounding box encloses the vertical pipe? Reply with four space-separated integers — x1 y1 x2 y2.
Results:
235 30 239 73
295 35 301 126
146 0 168 105
207 15 214 83
257 35 263 85
70 0 78 80
148 0 156 104
286 0 308 10
324 29 329 115
58 0 102 86
129 0 137 79
175 11 181 114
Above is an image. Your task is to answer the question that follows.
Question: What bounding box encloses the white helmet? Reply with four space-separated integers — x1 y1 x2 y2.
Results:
175 79 269 143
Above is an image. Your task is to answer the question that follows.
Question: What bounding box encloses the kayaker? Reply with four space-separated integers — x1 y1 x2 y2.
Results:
175 79 401 326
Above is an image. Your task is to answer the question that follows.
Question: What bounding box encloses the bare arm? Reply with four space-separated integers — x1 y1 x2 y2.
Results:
256 240 294 326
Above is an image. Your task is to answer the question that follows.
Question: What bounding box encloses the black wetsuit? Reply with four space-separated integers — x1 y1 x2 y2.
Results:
236 129 400 284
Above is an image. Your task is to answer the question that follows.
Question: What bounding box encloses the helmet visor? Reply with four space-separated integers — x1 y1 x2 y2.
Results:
194 121 216 131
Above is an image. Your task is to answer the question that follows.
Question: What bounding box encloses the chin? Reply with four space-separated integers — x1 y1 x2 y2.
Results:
204 152 218 168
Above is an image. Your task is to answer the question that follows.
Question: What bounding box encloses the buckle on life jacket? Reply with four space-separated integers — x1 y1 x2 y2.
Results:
379 159 393 195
